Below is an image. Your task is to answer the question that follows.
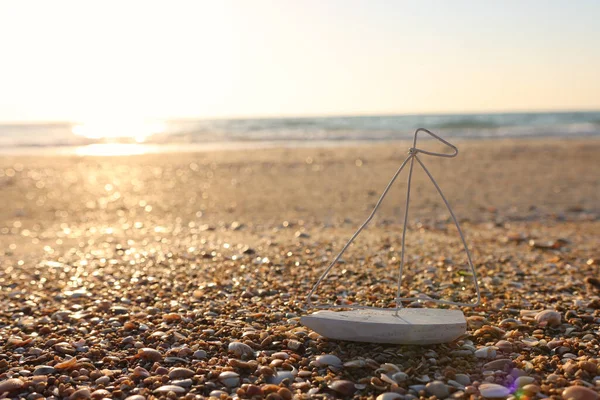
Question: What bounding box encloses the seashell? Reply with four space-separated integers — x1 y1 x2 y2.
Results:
266 366 297 384
163 313 182 322
0 378 25 394
154 385 187 394
479 383 510 398
314 354 342 367
534 310 561 327
376 363 401 374
218 371 240 388
380 373 397 386
55 357 78 370
228 341 254 358
328 380 357 396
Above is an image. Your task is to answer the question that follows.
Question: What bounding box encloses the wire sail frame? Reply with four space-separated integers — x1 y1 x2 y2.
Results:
306 128 481 310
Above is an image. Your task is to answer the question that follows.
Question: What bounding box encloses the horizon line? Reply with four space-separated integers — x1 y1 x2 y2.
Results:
1 107 599 125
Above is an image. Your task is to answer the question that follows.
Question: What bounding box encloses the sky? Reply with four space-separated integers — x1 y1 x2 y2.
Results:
1 0 599 122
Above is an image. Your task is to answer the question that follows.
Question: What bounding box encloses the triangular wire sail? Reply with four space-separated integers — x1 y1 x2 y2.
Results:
306 128 481 310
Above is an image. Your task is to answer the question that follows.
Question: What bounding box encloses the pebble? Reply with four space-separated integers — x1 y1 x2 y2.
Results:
193 350 207 359
562 386 599 400
219 371 240 388
138 348 162 361
69 388 91 399
535 310 561 327
172 379 193 387
514 376 534 388
154 385 186 394
228 341 254 358
475 346 497 359
479 383 511 398
33 366 55 375
377 393 404 400
168 367 194 379
484 359 512 371
0 378 25 393
328 380 357 396
454 374 471 386
426 381 449 398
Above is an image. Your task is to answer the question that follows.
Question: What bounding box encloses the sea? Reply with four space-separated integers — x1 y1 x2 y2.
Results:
1 111 599 155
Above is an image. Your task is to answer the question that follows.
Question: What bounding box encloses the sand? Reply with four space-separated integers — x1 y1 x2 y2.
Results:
0 138 599 399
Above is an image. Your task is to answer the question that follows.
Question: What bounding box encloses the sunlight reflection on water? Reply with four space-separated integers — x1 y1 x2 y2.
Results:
75 143 157 156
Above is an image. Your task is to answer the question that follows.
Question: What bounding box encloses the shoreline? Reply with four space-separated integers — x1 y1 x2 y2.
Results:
1 135 599 157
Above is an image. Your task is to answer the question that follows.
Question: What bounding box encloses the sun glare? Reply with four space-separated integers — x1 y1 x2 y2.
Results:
72 120 165 143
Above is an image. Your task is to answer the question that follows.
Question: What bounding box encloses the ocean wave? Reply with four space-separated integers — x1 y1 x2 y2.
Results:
1 111 599 150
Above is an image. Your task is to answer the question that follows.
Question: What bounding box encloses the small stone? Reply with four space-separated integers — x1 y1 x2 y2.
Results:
562 386 599 400
193 350 207 359
522 384 540 395
514 376 534 388
426 381 449 398
278 387 293 400
479 383 510 398
228 341 254 358
33 366 55 375
154 385 186 394
0 378 25 394
287 339 301 350
328 380 357 396
455 374 471 386
168 367 194 380
69 387 91 399
138 348 162 361
495 340 513 352
534 310 561 327
475 347 497 359
95 376 110 385
90 389 110 399
483 359 512 371
219 371 240 388
171 379 193 388
377 393 403 400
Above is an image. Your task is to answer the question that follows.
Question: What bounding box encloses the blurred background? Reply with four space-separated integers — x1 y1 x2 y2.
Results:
1 0 599 155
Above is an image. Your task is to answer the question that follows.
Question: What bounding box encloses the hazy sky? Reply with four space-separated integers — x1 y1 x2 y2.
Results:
1 0 599 122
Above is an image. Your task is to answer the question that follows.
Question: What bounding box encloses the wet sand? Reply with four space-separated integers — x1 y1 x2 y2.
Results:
0 138 599 399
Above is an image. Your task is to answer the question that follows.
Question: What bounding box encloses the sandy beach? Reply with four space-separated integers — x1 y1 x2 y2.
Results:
1 138 599 399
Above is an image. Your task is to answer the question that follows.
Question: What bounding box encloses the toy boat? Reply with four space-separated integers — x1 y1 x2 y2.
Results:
301 129 480 345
